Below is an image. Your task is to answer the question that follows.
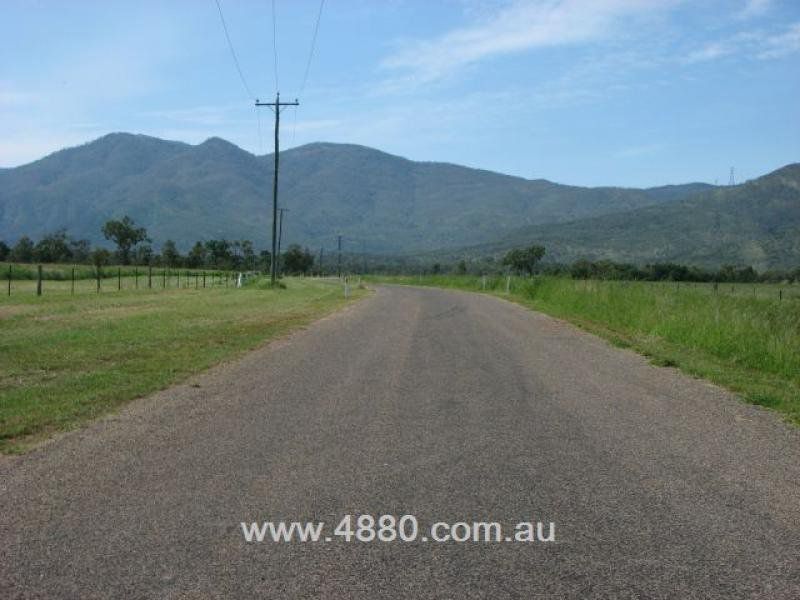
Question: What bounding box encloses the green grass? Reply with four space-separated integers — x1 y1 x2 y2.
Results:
0 277 364 453
369 275 800 424
1 260 232 284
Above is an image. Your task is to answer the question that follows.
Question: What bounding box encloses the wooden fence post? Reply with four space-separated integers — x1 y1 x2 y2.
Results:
203 271 206 288
96 267 101 293
8 264 12 296
117 267 121 291
37 265 43 296
71 267 75 295
148 265 152 289
135 267 138 289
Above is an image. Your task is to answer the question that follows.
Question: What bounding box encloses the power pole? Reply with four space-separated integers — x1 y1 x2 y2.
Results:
277 207 289 277
337 235 342 278
256 93 299 285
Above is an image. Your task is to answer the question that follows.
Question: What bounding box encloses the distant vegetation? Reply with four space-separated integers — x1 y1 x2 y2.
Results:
450 164 800 271
370 274 800 424
1 215 318 276
2 133 797 268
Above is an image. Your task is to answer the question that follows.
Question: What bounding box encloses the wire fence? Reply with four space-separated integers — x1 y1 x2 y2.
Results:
3 264 254 297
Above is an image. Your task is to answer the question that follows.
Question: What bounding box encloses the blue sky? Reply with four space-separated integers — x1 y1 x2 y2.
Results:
1 0 798 186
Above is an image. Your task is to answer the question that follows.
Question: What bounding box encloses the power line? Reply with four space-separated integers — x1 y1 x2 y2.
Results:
271 0 280 92
298 0 326 98
213 0 255 99
292 0 325 145
291 103 298 145
255 105 264 154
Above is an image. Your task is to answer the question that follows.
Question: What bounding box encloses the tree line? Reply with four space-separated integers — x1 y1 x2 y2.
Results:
0 216 317 275
429 245 800 283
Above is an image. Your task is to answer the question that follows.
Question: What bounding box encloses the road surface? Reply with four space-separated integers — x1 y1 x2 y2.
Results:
2 285 799 599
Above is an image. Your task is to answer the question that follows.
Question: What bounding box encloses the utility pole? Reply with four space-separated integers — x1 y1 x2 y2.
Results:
337 235 342 278
277 207 289 277
256 93 299 285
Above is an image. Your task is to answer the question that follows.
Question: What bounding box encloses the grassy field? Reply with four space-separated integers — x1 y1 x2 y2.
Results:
1 261 236 295
0 277 364 453
370 275 800 424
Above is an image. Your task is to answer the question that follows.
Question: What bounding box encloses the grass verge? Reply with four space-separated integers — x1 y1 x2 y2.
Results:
0 277 365 453
369 275 800 425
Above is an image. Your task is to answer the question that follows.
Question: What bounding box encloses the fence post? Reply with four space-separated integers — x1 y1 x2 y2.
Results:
96 267 101 293
148 265 152 289
135 267 138 289
779 289 782 301
203 271 206 288
71 267 75 295
118 267 121 291
195 272 199 289
37 265 43 296
7 264 11 296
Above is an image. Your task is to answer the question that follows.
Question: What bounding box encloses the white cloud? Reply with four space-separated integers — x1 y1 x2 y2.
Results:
738 0 771 19
381 0 678 86
757 22 800 58
683 22 800 64
685 41 733 63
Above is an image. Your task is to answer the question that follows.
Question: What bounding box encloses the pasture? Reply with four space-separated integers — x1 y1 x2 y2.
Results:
0 276 363 452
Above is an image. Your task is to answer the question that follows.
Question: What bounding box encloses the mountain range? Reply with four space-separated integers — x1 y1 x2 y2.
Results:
0 133 797 269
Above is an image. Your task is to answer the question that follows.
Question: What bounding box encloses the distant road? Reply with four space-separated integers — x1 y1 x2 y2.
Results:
2 285 799 598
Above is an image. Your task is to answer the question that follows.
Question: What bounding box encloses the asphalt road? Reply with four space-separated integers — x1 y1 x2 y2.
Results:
2 285 799 599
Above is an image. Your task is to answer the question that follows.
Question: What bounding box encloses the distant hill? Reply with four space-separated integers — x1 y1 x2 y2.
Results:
0 133 709 254
453 164 800 270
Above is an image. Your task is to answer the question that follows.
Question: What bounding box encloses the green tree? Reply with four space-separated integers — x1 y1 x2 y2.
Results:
133 244 154 266
241 240 255 270
456 260 467 275
0 240 10 261
161 240 181 267
10 236 35 262
186 241 207 268
101 216 149 265
33 230 72 263
258 250 272 272
90 247 111 268
69 239 92 263
502 245 546 276
204 239 232 268
282 244 314 275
